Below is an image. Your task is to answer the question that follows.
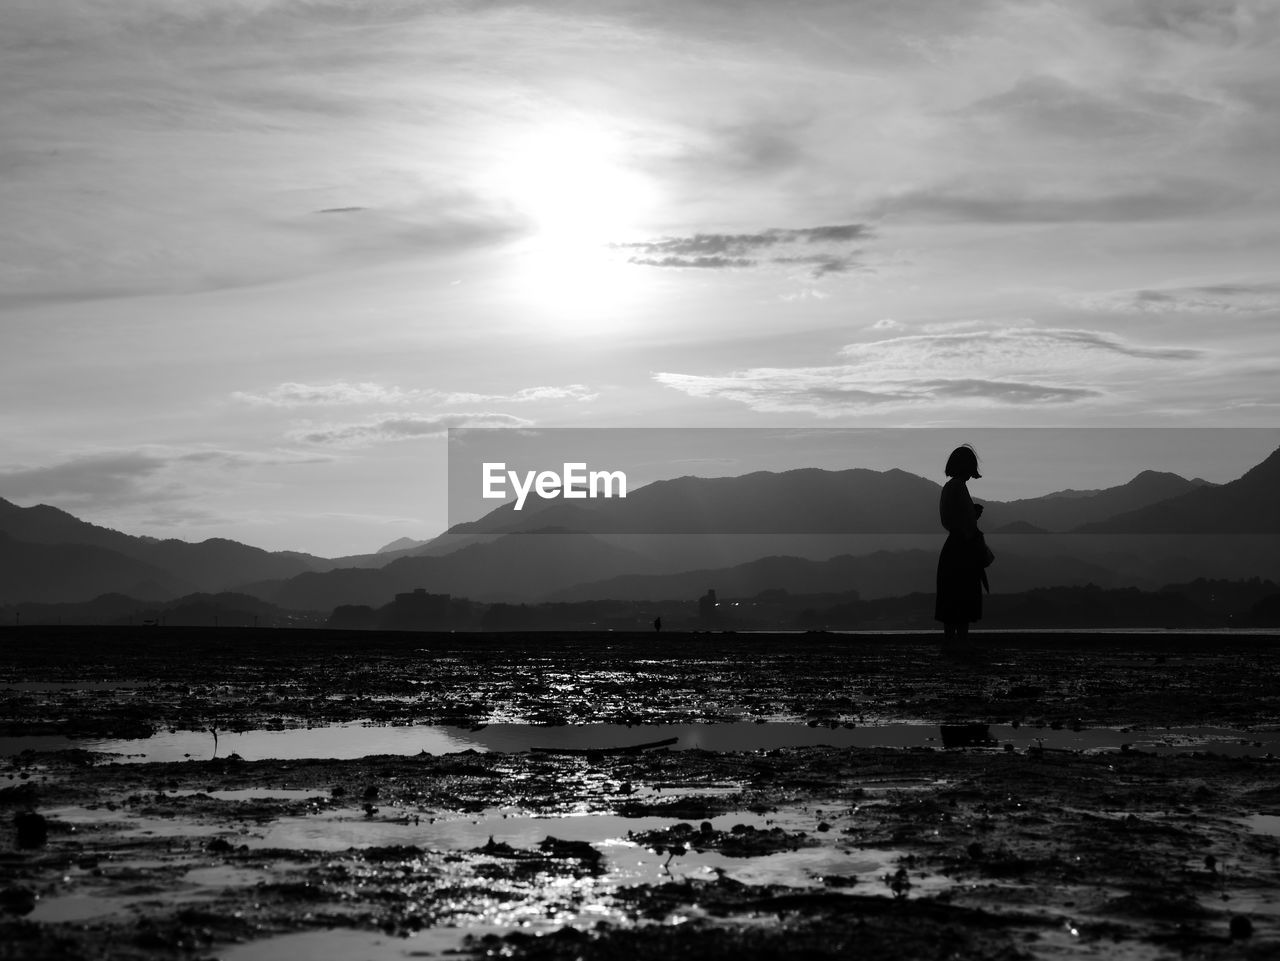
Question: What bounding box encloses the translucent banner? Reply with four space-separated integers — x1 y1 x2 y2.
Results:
447 427 1280 535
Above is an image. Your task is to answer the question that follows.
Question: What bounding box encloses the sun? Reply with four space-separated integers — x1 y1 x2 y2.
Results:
489 119 659 330
498 120 654 245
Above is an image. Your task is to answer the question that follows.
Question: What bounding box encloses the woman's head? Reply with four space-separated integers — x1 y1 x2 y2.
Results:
945 444 981 480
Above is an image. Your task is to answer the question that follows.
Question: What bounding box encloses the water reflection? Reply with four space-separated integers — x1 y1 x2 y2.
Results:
2 721 1276 763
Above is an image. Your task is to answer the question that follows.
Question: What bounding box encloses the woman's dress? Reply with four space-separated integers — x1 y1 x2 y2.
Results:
934 477 982 624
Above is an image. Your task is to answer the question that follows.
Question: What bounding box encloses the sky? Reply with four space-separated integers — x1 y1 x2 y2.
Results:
2 0 1279 556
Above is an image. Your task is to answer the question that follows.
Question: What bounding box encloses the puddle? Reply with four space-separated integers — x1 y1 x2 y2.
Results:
6 721 1278 763
27 893 146 923
1245 813 1280 836
168 788 329 801
604 840 929 892
250 805 936 899
0 680 147 691
0 735 113 755
254 810 776 853
219 927 484 961
27 856 280 924
0 726 480 763
42 804 232 840
26 874 258 923
723 845 937 893
181 864 274 887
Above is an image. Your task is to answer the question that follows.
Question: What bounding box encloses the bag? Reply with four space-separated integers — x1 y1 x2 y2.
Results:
976 531 993 593
976 531 995 568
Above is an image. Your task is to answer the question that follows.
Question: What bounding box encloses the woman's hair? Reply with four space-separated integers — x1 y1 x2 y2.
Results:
944 444 981 479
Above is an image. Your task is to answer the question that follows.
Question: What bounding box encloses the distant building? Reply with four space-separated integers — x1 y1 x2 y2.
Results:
698 589 718 623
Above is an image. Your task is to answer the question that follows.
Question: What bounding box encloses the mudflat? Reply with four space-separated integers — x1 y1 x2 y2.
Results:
1 627 1278 960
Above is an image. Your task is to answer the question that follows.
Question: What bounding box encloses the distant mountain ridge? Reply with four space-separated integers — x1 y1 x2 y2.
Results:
450 468 945 534
0 498 139 554
376 536 431 554
442 464 1217 538
2 445 1276 609
1077 447 1280 533
996 470 1214 532
0 530 190 604
243 531 658 609
0 496 329 595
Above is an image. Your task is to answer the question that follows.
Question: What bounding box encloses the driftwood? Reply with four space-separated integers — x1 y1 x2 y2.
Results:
530 736 679 756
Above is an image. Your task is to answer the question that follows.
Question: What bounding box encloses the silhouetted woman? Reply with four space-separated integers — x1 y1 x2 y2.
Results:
936 444 985 646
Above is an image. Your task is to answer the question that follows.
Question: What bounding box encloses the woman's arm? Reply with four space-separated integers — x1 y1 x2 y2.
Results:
941 480 979 538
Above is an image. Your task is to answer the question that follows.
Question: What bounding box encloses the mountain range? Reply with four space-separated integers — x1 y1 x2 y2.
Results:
0 497 329 601
1 445 1277 612
448 466 1217 535
1076 446 1280 533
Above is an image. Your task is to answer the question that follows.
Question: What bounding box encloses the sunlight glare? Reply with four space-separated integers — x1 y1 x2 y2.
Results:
492 120 658 331
500 121 654 244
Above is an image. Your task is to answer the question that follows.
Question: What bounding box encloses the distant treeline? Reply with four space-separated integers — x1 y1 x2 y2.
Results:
4 578 1278 632
0 591 325 629
328 578 1279 632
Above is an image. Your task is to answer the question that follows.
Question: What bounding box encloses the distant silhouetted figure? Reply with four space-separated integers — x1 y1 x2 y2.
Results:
935 444 989 648
653 616 662 633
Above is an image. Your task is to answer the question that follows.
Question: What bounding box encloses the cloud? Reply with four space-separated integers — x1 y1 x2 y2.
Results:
774 253 862 277
794 225 871 243
873 177 1251 223
627 255 755 270
0 447 326 509
917 379 1099 403
654 326 1202 416
1096 0 1280 45
967 74 1215 143
1081 282 1280 315
780 287 830 302
620 224 869 258
294 413 534 446
615 224 871 276
838 327 1204 366
233 382 413 406
672 115 814 178
654 368 1099 416
0 0 543 302
0 452 166 503
170 449 333 468
436 385 598 404
282 201 529 256
234 382 597 407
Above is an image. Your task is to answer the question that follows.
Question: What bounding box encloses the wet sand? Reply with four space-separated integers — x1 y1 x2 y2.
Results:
2 627 1278 959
